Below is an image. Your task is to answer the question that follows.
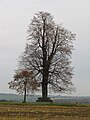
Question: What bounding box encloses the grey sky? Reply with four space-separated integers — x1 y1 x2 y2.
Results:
0 0 90 96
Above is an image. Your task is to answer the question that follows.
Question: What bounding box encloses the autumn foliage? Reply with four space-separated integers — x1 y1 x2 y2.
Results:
8 70 40 102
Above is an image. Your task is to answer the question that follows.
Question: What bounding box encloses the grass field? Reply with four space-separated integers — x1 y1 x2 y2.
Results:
0 102 90 120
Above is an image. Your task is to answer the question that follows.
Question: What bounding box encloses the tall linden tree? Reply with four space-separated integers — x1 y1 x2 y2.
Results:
20 12 76 102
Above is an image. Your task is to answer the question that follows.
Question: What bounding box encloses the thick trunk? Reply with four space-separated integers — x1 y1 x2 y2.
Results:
42 82 48 101
38 19 52 102
41 70 49 101
37 79 52 102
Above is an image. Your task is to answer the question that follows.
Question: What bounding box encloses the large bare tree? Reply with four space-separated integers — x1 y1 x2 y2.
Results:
20 12 76 102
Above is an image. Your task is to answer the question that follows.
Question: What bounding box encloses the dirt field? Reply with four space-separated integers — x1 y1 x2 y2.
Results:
0 103 90 120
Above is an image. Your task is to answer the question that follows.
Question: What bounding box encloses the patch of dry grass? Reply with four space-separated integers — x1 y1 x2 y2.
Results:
0 103 90 120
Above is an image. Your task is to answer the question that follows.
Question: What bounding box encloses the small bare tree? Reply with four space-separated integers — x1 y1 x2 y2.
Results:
8 70 39 103
20 12 76 102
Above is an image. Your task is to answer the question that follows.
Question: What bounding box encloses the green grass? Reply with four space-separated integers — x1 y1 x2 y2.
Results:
0 101 90 107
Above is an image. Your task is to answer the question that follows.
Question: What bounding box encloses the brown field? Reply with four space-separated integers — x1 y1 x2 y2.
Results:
0 103 90 120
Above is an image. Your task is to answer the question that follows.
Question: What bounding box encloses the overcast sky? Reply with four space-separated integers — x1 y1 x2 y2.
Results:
0 0 90 96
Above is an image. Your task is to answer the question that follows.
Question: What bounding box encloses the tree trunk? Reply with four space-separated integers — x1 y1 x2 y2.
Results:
37 19 52 102
23 83 26 103
42 82 48 101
